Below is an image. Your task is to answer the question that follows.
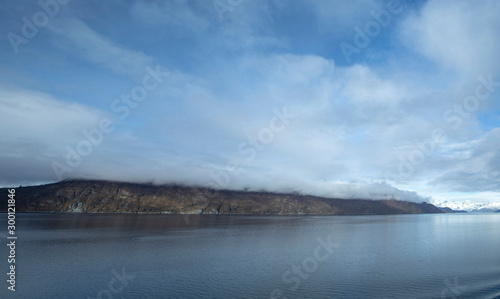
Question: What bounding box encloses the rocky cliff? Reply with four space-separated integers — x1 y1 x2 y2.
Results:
1 180 443 215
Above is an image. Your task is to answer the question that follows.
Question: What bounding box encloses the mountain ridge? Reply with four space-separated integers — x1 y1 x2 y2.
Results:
0 180 443 215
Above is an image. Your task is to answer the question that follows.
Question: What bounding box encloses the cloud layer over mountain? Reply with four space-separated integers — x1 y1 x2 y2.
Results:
1 0 499 204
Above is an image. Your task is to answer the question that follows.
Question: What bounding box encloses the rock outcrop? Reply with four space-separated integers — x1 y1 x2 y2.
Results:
1 180 443 215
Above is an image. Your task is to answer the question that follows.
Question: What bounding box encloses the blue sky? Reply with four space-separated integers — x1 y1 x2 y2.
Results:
1 0 500 205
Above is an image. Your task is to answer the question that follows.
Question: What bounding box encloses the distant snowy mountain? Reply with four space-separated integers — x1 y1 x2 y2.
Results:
432 200 500 213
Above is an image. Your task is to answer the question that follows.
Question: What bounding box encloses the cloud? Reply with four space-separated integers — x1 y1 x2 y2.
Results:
45 49 493 203
1 0 499 205
130 0 211 32
430 128 500 192
401 0 500 76
0 87 107 144
306 0 383 34
0 87 110 186
339 64 409 106
48 18 153 77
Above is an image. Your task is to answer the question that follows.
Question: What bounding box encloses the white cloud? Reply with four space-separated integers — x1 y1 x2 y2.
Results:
0 87 108 144
430 128 500 192
401 0 500 76
48 18 153 77
340 64 407 106
0 87 110 185
130 0 211 33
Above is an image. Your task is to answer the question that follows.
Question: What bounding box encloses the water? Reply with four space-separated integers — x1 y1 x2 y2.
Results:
2 213 500 298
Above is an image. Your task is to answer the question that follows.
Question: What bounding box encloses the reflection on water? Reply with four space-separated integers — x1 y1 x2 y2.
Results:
2 213 500 298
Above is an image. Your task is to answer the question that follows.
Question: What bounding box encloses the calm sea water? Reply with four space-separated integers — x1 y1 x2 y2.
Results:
2 213 500 298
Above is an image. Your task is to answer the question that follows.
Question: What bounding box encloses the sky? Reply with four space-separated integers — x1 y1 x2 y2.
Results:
1 0 499 205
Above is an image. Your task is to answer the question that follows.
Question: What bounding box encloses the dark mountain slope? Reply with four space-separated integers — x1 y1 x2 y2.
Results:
1 180 443 215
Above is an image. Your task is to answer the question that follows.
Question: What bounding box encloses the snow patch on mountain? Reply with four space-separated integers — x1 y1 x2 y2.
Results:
432 200 500 212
